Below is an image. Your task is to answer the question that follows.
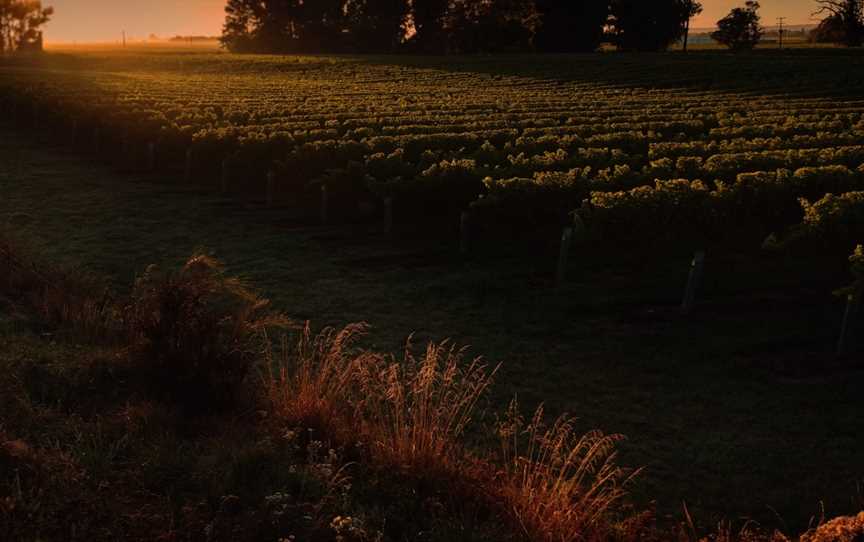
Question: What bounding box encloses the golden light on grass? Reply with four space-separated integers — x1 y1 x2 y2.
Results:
262 323 637 541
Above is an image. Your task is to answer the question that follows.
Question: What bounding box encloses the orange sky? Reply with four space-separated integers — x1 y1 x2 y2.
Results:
43 0 819 43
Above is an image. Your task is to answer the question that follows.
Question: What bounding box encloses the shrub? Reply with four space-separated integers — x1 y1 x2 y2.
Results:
126 254 291 410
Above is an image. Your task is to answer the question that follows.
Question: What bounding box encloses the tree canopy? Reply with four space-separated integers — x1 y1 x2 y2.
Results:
218 0 711 54
533 0 609 53
0 0 52 53
711 1 762 51
814 0 864 46
811 14 849 43
608 0 690 52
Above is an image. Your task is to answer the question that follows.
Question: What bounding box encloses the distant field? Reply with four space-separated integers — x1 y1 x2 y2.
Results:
1 49 863 532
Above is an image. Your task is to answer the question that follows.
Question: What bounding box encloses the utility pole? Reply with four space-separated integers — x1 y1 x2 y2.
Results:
777 17 786 49
122 30 126 48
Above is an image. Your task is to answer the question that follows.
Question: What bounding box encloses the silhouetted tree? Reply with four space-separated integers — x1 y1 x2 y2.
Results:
810 14 848 43
814 0 863 46
221 0 262 53
681 0 703 51
221 0 351 53
296 0 346 52
0 0 52 53
345 0 409 52
444 0 539 53
609 0 690 52
409 0 448 52
711 1 762 51
533 0 608 52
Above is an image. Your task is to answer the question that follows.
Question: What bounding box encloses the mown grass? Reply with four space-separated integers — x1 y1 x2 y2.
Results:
0 49 863 533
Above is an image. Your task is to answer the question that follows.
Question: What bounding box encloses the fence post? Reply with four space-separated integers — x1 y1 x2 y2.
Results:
31 102 40 143
69 118 78 147
320 185 329 224
556 227 574 287
681 250 706 315
93 126 102 154
120 132 129 167
146 142 156 172
184 147 193 184
384 197 393 233
266 170 275 208
460 211 471 255
838 293 859 355
220 158 230 194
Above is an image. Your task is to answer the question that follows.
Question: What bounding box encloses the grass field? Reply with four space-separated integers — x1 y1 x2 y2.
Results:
1 49 863 536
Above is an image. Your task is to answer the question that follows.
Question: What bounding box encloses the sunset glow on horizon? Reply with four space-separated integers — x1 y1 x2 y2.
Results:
43 0 820 43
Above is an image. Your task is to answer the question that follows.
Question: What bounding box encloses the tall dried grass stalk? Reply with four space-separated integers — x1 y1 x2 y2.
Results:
0 232 117 341
355 338 499 476
264 325 635 541
496 401 636 542
263 323 369 434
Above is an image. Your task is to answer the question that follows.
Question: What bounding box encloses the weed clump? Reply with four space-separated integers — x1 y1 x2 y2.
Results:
0 232 116 340
126 254 292 410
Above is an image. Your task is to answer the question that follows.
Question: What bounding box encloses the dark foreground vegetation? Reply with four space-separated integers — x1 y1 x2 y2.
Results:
2 229 863 542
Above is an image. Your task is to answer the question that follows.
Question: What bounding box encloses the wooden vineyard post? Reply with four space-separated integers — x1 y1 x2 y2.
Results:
320 185 329 224
220 158 230 194
266 170 275 208
69 118 78 147
681 250 706 315
384 197 393 233
31 102 40 143
460 211 471 256
92 126 102 154
146 142 156 172
120 132 130 168
556 227 574 287
837 293 860 355
184 147 194 184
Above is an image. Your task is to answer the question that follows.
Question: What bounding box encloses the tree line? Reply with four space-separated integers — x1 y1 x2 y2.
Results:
221 0 864 55
221 0 708 54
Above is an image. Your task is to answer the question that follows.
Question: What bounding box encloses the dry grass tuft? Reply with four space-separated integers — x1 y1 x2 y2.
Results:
263 322 369 434
355 338 498 477
263 324 498 477
0 232 117 340
495 401 636 542
264 325 637 541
